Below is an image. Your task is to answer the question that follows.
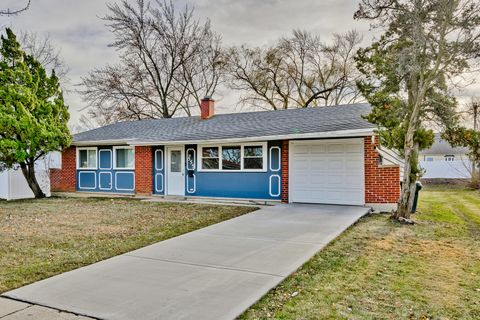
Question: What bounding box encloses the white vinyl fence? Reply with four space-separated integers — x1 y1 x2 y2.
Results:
420 159 472 179
0 152 60 200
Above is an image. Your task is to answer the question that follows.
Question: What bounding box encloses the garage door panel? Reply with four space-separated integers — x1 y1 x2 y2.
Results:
291 139 364 205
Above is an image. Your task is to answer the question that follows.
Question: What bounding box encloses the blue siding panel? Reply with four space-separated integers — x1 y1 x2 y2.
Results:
77 146 134 194
153 147 165 195
185 141 282 200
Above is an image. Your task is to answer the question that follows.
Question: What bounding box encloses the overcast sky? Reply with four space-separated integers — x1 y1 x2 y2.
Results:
1 0 478 129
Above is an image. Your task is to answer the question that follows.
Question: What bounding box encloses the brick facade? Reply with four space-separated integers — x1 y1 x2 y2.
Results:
281 140 289 203
50 146 76 192
364 136 401 203
134 146 153 195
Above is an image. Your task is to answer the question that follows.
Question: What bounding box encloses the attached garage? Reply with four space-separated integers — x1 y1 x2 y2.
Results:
289 138 365 205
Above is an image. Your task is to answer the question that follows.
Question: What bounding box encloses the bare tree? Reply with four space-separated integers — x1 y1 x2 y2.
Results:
80 0 224 123
226 30 363 110
19 32 69 83
0 0 30 15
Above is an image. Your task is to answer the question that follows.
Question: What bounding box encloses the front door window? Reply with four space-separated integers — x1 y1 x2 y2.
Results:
170 150 181 172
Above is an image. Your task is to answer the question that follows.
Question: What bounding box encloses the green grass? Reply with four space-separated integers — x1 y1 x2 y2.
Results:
241 188 480 320
0 196 254 293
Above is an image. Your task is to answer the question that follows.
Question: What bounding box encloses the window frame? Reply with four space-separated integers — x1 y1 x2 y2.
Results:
197 142 268 172
113 146 135 170
76 147 98 170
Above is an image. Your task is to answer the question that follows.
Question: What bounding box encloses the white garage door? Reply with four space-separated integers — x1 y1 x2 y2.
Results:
290 139 365 205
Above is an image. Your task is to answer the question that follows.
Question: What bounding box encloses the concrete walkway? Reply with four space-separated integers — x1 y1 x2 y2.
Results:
2 204 368 320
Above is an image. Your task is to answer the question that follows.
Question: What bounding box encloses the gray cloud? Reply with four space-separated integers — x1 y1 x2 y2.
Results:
0 0 477 127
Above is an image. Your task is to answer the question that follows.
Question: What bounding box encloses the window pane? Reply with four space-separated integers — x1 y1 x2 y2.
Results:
222 146 241 170
244 146 263 157
170 150 181 172
116 149 134 168
244 157 263 169
79 150 96 168
79 150 88 168
202 158 219 169
202 147 218 158
88 150 96 167
186 149 195 170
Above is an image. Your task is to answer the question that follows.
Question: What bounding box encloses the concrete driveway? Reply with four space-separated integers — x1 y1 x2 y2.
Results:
3 204 368 320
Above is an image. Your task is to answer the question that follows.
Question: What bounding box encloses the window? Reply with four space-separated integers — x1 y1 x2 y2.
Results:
425 156 434 162
222 146 241 170
114 147 134 169
244 145 263 169
77 148 97 169
202 147 219 169
199 143 266 171
444 155 455 162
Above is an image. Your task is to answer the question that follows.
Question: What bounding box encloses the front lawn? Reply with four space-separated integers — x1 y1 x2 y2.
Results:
241 188 480 319
0 197 254 293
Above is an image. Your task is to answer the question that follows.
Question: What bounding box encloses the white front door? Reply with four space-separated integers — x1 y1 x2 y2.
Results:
290 139 365 205
166 146 185 196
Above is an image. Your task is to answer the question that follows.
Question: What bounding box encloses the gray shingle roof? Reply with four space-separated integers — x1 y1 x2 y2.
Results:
73 103 375 144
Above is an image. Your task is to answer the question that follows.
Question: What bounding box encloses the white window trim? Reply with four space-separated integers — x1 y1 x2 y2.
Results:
115 171 135 191
197 142 268 172
186 148 196 170
113 146 135 170
155 149 164 171
98 149 112 170
77 147 98 170
98 172 112 190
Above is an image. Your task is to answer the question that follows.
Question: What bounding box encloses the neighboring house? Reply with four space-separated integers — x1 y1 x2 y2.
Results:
0 153 61 200
51 98 403 211
420 133 471 179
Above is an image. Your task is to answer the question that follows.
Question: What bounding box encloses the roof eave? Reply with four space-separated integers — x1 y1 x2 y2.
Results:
130 128 375 146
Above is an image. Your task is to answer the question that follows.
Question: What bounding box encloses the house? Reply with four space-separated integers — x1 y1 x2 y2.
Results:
420 133 471 179
50 98 402 211
0 153 60 200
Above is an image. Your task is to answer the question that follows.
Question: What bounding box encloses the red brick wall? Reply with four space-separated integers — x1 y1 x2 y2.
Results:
50 146 76 192
281 140 289 203
364 136 401 203
135 146 153 195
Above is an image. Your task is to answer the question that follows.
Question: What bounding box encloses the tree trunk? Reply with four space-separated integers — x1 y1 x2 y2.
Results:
20 161 46 198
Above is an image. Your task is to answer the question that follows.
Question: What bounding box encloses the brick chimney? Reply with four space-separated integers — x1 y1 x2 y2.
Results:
200 96 215 119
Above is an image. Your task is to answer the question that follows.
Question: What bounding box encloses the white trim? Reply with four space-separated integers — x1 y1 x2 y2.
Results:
269 146 281 172
78 171 96 190
186 173 196 193
98 149 112 170
98 172 112 190
155 173 164 193
114 171 135 192
129 128 375 146
165 145 185 196
113 146 135 170
155 149 164 171
73 139 137 146
269 174 281 197
74 128 375 147
186 148 196 170
289 138 366 205
197 142 268 172
76 147 98 170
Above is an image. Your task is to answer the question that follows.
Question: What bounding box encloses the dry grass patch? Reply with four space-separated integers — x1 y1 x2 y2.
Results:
0 196 254 293
241 188 480 320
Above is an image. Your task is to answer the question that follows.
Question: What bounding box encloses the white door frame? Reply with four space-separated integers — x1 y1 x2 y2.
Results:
165 145 185 196
288 138 365 205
